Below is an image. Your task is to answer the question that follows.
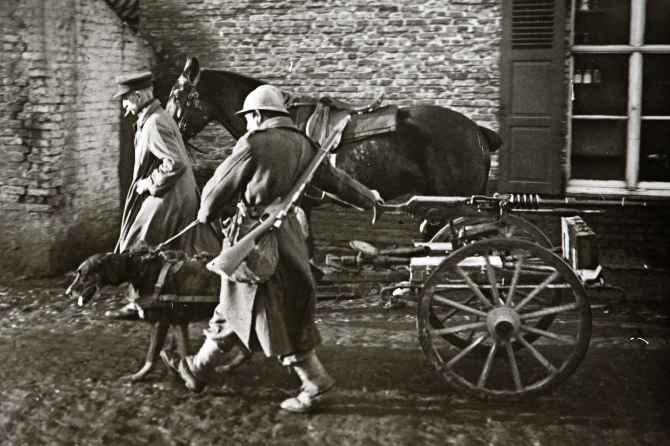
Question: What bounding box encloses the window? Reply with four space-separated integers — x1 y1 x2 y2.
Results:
568 0 670 196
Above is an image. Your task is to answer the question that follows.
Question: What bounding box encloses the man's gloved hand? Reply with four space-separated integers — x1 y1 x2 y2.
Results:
370 189 385 225
371 189 384 205
197 206 211 224
135 178 151 195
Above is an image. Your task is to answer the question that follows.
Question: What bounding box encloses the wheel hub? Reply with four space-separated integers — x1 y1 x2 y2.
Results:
486 306 520 341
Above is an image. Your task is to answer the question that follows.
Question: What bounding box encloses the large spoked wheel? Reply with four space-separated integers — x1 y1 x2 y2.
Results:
428 215 558 350
417 238 591 401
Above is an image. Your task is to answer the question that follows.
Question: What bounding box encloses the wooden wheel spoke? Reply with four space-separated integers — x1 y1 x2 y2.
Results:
477 342 498 388
432 293 488 317
430 321 487 336
520 324 577 344
439 295 478 324
455 266 494 308
483 255 503 305
515 334 557 374
446 334 488 369
520 302 580 320
505 253 525 306
514 270 559 311
504 341 523 391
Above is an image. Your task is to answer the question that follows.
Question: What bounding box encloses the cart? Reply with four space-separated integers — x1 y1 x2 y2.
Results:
326 193 604 401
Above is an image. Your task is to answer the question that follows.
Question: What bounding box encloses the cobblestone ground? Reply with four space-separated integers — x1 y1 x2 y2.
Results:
0 278 669 445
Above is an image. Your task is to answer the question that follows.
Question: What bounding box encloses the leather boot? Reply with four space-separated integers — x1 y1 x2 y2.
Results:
280 351 335 413
161 338 227 393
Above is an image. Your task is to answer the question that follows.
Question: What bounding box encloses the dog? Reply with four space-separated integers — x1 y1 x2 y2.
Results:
66 248 246 382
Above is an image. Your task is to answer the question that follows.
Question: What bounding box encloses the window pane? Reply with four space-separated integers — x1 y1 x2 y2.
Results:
642 55 670 116
571 119 626 180
574 0 630 45
573 54 628 115
645 0 670 44
640 120 670 182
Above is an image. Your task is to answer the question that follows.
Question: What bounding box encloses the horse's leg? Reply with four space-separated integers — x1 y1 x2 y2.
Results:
300 204 326 282
121 321 170 382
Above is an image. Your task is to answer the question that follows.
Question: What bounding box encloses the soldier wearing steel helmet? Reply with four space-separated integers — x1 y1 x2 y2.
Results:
162 84 383 413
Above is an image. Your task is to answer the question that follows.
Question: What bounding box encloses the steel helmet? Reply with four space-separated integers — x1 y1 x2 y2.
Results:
236 85 290 116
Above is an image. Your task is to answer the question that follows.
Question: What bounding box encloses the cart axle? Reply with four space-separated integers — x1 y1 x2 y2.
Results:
487 306 520 341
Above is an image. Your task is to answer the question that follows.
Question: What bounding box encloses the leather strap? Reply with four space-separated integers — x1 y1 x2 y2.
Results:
152 261 173 301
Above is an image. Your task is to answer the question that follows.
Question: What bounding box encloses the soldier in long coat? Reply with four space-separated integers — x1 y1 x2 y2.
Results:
110 71 220 317
162 85 382 413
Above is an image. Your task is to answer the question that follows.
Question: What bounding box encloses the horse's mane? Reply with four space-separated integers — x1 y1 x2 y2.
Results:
200 69 265 88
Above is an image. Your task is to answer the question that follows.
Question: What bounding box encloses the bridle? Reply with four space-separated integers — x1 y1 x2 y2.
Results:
169 79 205 141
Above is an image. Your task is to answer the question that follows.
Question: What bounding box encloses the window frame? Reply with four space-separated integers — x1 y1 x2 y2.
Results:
567 0 670 197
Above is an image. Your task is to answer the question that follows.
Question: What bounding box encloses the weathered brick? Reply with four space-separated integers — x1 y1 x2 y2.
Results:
1 0 153 277
1 185 26 195
8 152 26 162
26 188 55 197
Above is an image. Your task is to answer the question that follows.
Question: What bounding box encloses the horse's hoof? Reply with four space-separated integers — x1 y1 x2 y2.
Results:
382 298 407 310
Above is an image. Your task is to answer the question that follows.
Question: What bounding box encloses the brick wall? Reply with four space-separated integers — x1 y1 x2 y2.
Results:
140 0 503 185
0 0 154 277
143 0 501 136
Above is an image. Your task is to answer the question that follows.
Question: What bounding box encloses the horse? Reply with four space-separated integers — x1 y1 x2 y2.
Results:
165 57 503 254
165 57 502 201
65 248 248 382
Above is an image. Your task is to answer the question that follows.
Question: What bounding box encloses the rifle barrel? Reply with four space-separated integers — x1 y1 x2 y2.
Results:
535 197 651 208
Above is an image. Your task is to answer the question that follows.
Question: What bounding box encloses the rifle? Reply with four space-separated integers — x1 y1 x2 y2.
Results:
207 114 352 277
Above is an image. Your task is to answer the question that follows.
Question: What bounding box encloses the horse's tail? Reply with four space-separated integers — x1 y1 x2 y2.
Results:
477 125 502 152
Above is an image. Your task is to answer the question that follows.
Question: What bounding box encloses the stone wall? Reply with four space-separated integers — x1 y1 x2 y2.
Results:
0 0 154 276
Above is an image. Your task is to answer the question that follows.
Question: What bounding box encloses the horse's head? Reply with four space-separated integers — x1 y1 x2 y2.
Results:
166 56 212 141
65 252 132 306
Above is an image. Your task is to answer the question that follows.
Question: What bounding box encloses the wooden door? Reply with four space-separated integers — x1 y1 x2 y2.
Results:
499 0 566 194
118 112 135 208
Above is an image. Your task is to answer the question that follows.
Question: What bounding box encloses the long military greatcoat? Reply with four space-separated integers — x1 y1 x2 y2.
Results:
199 116 377 358
116 100 220 254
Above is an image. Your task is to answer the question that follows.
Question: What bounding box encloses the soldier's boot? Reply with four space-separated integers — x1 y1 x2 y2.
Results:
280 351 335 413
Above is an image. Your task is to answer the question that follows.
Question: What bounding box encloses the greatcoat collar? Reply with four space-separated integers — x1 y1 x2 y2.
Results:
258 116 297 130
136 99 161 130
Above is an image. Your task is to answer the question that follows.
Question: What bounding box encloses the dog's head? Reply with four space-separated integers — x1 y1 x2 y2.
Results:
65 252 130 306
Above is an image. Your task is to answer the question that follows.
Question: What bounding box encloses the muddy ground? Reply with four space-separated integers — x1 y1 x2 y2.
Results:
1 278 669 445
